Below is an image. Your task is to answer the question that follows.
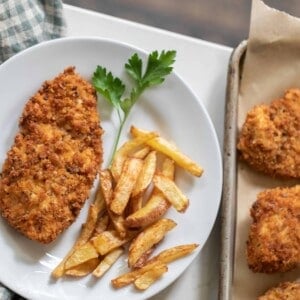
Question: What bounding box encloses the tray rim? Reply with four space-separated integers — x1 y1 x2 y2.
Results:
218 40 247 300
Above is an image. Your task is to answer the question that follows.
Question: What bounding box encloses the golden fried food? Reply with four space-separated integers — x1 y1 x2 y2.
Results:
247 185 300 273
258 281 300 300
0 67 103 243
237 89 300 178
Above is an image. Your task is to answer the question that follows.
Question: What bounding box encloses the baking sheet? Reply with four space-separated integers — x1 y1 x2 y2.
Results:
232 0 300 299
233 0 300 300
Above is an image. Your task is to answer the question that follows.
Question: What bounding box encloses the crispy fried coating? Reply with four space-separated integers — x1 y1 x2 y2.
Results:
258 281 300 300
237 88 300 178
0 67 103 243
247 185 300 273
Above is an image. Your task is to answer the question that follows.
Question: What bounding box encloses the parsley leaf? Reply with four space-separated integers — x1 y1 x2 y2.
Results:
92 66 125 110
92 50 176 164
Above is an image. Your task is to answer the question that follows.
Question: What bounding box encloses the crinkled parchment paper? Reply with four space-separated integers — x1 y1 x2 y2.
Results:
233 0 300 299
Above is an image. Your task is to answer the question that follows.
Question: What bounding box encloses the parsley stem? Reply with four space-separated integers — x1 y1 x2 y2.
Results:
108 112 128 166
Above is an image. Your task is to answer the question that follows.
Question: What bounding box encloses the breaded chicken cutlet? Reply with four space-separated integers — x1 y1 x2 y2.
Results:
0 67 103 244
247 185 300 273
237 88 300 178
258 281 300 300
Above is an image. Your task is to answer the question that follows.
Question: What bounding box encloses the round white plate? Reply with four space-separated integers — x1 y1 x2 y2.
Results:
0 37 222 300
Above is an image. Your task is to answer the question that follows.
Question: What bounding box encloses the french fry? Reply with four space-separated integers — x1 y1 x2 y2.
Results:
160 157 175 180
130 146 151 159
134 263 168 290
99 169 113 205
93 248 124 278
91 214 109 237
65 258 100 277
126 195 144 216
148 244 199 265
100 169 127 237
132 246 156 269
130 126 203 177
64 242 99 270
52 187 106 278
111 132 158 181
92 230 134 256
125 158 175 228
153 175 189 212
131 151 157 198
128 219 176 268
112 244 199 288
125 193 170 228
111 261 160 288
110 158 143 215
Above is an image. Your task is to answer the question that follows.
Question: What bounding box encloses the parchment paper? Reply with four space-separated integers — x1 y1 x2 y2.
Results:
233 0 300 299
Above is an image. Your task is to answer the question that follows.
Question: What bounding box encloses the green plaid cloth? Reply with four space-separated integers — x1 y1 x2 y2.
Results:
0 0 66 63
0 1 65 298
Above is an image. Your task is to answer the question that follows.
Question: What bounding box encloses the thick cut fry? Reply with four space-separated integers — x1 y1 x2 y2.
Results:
111 261 160 288
64 242 99 270
126 158 175 228
93 248 124 278
128 218 176 268
92 230 134 256
52 188 106 278
134 263 168 290
130 126 203 177
126 193 170 228
148 244 199 265
99 169 113 205
126 195 144 216
91 214 109 237
111 132 158 181
153 175 189 212
132 151 157 198
133 246 156 269
65 258 100 277
160 157 175 180
100 169 127 237
112 244 198 288
130 146 151 159
110 158 143 215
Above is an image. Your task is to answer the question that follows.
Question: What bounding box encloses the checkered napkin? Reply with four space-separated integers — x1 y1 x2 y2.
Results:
0 0 66 64
0 1 66 298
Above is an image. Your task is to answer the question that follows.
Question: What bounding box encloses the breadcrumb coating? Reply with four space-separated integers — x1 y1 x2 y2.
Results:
247 185 300 273
0 67 103 243
237 88 300 178
258 281 300 300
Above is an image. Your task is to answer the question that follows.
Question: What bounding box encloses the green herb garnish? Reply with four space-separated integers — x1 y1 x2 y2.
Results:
92 50 176 164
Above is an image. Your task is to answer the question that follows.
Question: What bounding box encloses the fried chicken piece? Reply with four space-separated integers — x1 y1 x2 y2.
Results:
0 67 103 243
247 185 300 273
237 88 300 178
258 281 300 300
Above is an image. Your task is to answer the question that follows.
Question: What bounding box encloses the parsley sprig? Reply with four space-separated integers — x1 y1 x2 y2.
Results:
92 50 176 164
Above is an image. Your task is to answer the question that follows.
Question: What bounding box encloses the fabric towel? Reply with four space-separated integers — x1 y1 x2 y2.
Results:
0 0 65 63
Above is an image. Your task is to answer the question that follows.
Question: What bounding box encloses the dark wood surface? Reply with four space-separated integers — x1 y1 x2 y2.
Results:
64 0 300 47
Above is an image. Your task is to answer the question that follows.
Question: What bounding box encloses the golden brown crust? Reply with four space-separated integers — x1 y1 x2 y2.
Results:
258 281 300 300
0 67 103 243
247 185 300 273
237 88 300 178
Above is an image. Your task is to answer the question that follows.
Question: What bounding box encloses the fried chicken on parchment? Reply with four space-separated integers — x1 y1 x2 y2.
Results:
247 185 300 273
237 88 300 178
0 67 103 244
258 281 300 300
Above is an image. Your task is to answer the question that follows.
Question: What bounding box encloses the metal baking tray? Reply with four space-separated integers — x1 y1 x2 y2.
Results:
219 40 247 300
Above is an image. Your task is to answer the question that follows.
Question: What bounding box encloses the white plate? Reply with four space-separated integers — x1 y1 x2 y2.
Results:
0 37 222 300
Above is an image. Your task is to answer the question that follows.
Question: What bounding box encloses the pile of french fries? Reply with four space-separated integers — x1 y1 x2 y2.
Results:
52 125 203 291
